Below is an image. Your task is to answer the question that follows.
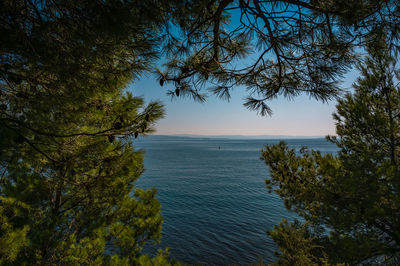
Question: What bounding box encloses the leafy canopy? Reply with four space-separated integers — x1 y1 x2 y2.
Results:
159 0 400 115
262 44 400 264
0 0 172 264
2 0 400 264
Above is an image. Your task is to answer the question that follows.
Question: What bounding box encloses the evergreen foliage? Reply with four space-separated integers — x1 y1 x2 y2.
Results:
2 0 400 264
159 0 400 115
0 0 170 264
262 45 400 264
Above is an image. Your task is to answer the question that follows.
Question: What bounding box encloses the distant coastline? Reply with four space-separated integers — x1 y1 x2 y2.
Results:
148 134 327 140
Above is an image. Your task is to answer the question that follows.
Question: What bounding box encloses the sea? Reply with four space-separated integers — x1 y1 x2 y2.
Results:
134 136 339 265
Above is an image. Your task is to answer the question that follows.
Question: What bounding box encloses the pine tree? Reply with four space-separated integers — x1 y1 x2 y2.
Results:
262 44 400 264
2 0 400 264
158 0 400 115
0 1 171 264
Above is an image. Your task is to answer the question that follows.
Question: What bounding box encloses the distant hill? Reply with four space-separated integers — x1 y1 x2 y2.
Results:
150 134 325 140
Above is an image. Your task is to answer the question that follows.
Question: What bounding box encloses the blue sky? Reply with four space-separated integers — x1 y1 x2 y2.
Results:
130 68 358 136
129 7 360 137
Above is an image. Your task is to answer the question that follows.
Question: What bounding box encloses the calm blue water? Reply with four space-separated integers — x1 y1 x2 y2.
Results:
134 136 338 265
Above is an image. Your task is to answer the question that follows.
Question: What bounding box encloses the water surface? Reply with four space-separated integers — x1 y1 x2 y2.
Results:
135 136 338 265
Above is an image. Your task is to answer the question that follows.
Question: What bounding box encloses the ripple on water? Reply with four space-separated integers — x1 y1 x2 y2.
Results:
135 137 338 264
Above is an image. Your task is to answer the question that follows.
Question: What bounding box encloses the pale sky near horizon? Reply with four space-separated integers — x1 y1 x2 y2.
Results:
130 68 358 136
128 9 364 136
129 8 361 136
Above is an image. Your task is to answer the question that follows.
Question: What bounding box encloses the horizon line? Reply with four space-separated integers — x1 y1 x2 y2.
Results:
151 133 330 138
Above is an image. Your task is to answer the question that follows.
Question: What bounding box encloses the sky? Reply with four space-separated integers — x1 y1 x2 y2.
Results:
130 69 358 137
128 8 360 137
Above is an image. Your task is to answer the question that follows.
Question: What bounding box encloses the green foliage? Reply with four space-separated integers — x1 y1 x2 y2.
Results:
262 46 400 264
159 0 400 115
0 197 30 264
2 0 400 264
268 219 331 266
0 0 172 264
